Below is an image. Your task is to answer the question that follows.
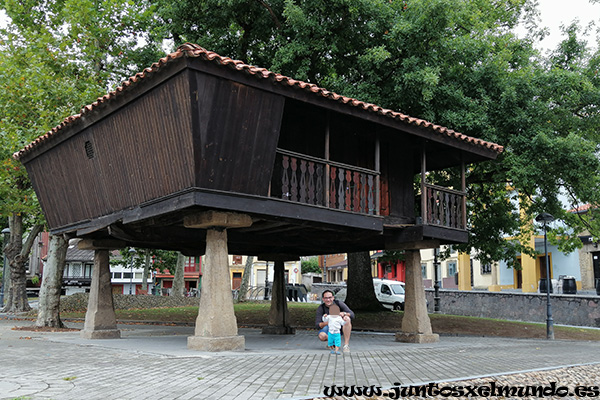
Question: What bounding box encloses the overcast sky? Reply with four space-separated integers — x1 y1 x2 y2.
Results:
525 0 600 51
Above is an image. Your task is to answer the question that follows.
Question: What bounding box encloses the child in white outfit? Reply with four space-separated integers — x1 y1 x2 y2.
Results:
322 304 346 355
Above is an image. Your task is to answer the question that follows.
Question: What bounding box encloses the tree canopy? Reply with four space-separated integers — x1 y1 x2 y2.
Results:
2 0 599 272
0 0 162 311
151 0 600 266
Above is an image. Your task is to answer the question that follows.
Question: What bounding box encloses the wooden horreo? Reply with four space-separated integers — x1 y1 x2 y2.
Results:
16 43 503 348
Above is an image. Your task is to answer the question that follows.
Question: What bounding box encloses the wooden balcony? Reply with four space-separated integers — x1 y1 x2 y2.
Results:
272 150 467 232
421 183 466 230
271 149 380 216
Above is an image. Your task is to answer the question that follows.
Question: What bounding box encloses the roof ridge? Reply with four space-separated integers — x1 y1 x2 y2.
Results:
14 43 504 159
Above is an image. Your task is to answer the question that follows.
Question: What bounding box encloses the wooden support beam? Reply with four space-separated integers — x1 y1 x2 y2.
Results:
184 211 253 229
77 238 126 250
386 240 441 250
258 254 300 262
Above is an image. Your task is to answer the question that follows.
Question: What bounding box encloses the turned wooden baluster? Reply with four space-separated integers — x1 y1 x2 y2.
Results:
316 164 324 206
353 171 361 212
345 170 352 211
360 173 367 213
367 174 374 214
427 187 434 224
330 166 337 209
290 157 298 202
307 161 315 205
337 167 345 210
299 159 307 203
282 155 290 200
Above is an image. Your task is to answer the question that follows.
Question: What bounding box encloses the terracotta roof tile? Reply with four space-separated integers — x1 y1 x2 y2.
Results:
568 204 595 213
15 42 504 159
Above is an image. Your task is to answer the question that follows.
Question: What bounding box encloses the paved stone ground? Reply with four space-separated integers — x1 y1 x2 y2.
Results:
1 317 600 399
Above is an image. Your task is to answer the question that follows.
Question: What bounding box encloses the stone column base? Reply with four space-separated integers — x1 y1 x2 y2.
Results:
187 335 245 351
395 332 439 343
80 329 121 339
261 326 296 335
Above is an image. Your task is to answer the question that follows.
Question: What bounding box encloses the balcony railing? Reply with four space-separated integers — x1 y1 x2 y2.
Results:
272 149 379 215
422 183 466 230
272 149 467 230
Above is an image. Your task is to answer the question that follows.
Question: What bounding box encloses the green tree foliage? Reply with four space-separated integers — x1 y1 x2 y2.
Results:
0 0 162 312
115 248 178 274
300 257 321 274
153 0 600 267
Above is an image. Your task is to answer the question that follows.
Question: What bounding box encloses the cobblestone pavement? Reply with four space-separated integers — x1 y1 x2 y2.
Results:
1 317 600 400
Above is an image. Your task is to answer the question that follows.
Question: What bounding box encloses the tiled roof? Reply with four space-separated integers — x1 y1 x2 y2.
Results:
66 246 94 262
15 43 504 160
568 204 595 213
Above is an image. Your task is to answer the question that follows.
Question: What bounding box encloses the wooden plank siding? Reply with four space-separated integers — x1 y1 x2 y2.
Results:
26 72 195 229
191 71 285 196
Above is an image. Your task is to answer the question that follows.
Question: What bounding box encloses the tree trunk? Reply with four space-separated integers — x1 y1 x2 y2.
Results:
2 214 43 313
36 234 68 327
142 251 151 292
344 251 386 312
237 256 254 302
171 252 185 297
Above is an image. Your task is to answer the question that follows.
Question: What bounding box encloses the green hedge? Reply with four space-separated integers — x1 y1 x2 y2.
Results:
59 293 200 312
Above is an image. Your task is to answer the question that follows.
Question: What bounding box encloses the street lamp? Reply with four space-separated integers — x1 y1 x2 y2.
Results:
0 227 10 307
433 248 441 313
535 212 555 340
128 247 136 295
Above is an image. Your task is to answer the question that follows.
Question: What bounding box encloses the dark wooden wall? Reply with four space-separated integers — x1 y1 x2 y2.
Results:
192 71 285 196
381 136 416 220
277 99 327 158
26 72 195 230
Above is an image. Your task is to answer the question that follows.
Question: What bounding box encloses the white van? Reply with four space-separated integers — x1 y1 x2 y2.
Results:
373 278 405 311
334 278 405 311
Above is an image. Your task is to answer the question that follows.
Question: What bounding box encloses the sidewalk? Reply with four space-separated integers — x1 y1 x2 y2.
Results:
1 316 600 399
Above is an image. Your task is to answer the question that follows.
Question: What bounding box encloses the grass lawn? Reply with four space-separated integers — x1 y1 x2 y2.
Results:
59 301 600 341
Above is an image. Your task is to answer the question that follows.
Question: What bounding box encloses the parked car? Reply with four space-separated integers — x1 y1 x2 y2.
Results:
333 278 406 311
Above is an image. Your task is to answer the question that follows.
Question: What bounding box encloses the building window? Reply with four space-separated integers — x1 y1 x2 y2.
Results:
232 255 243 265
123 272 133 279
84 263 93 278
481 264 492 274
447 262 457 277
184 256 200 273
70 262 83 278
421 263 427 279
134 273 142 280
113 272 122 279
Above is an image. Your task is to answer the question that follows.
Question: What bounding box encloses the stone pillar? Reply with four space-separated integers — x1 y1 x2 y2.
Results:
457 252 471 291
261 257 296 335
81 250 120 339
396 249 439 343
185 211 252 351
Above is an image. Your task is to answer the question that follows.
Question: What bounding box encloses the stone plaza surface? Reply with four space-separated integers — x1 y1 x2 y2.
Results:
1 317 600 400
